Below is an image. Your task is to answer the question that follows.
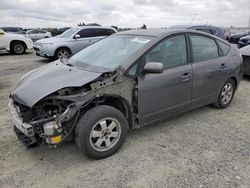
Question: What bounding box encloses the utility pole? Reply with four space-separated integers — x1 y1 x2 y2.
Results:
189 13 197 26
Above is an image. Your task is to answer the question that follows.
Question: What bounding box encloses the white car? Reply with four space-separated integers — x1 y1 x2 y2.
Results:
0 29 33 54
26 29 52 41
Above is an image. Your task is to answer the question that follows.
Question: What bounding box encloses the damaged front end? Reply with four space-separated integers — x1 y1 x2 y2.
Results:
9 89 79 147
9 66 136 148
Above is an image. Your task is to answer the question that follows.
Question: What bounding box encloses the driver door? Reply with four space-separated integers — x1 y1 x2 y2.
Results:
138 34 192 125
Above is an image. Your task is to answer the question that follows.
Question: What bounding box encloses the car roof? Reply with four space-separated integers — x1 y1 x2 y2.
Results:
171 25 220 29
115 28 214 37
71 26 116 30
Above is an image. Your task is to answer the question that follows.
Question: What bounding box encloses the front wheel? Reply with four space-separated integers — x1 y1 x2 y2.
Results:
75 105 129 159
212 79 236 109
10 41 26 55
55 47 71 59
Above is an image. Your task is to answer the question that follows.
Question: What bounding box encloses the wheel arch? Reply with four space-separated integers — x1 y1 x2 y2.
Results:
10 40 27 49
230 76 238 88
54 46 72 57
84 95 134 129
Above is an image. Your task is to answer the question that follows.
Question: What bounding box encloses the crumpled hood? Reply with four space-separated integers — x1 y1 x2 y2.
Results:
36 36 72 44
11 61 102 107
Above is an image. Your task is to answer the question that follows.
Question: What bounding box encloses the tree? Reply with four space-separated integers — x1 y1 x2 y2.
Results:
141 24 147 29
77 22 85 26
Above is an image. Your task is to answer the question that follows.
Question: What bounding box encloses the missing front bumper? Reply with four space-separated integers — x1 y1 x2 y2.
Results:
14 126 38 148
8 99 34 137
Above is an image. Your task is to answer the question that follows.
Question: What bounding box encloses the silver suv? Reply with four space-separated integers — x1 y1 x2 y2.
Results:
33 26 117 59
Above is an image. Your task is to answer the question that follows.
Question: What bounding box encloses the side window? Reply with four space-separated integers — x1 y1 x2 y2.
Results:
93 29 105 37
7 28 17 32
127 63 138 76
190 35 219 62
217 40 230 55
104 29 115 35
29 30 36 34
145 35 187 69
92 29 114 37
77 29 93 38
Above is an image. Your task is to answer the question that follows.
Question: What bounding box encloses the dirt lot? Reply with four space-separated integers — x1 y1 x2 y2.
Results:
0 51 249 188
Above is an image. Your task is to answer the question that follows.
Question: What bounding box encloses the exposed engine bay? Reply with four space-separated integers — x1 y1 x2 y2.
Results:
9 67 137 148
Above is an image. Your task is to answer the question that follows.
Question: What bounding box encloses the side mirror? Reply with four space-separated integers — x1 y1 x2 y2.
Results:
143 62 164 74
0 30 4 35
74 34 80 39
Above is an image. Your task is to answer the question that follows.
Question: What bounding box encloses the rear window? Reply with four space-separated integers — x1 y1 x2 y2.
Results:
190 34 219 62
217 40 230 55
3 27 18 32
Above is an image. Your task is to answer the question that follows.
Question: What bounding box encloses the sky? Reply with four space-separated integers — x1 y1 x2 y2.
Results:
0 0 250 28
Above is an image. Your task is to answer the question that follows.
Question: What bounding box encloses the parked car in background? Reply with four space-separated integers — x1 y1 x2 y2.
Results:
228 31 250 43
33 26 117 59
9 29 242 159
0 29 33 54
57 27 71 35
170 25 228 40
44 28 60 36
238 35 250 48
220 27 230 41
240 45 250 75
0 27 26 35
26 29 52 41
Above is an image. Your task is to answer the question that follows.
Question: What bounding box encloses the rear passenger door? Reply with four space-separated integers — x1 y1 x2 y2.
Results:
189 34 229 108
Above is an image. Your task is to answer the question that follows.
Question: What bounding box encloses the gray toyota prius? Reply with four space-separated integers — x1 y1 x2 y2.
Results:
9 29 243 159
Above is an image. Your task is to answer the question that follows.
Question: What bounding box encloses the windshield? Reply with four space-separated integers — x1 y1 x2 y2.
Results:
69 35 152 72
58 28 78 38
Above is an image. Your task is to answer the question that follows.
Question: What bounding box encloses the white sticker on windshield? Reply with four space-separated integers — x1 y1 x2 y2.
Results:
131 37 150 44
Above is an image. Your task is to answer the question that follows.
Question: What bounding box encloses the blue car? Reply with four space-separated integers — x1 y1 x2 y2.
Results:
238 35 250 48
170 25 228 40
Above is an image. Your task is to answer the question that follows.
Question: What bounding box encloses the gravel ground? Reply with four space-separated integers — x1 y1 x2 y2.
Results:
0 51 249 188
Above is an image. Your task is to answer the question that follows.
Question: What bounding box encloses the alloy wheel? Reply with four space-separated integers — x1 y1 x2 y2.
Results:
57 49 69 59
221 82 234 105
14 44 24 54
89 118 121 152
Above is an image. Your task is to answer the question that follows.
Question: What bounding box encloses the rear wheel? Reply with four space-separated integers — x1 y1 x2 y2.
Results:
75 105 129 159
212 79 236 109
55 47 71 59
10 41 26 55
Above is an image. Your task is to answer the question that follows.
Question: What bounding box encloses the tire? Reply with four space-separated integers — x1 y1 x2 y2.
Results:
212 79 236 109
10 41 26 55
75 105 129 159
55 47 71 59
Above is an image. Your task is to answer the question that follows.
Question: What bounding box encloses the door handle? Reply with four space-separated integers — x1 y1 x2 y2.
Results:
181 73 192 81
